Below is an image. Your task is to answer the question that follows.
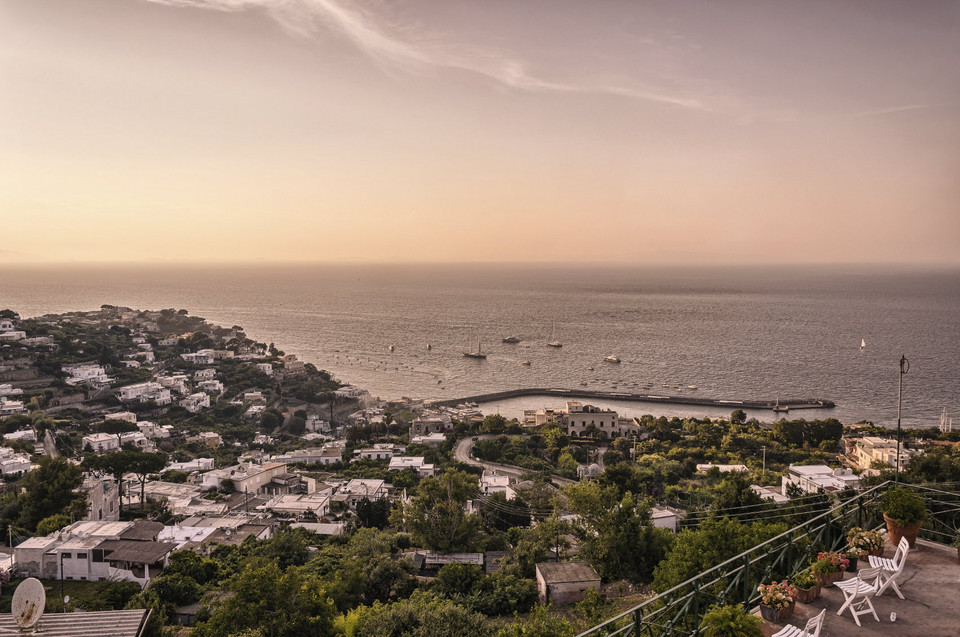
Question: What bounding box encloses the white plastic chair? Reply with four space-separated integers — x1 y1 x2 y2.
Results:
868 536 909 599
771 608 827 637
835 567 881 626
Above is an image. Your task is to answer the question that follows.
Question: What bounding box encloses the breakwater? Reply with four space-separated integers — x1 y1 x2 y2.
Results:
429 388 835 412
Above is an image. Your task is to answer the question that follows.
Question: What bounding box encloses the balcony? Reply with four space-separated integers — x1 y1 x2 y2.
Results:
578 481 960 637
763 540 959 637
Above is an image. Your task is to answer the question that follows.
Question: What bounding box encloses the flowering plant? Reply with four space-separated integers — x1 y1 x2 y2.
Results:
758 580 798 610
790 569 818 590
847 527 884 554
811 551 849 575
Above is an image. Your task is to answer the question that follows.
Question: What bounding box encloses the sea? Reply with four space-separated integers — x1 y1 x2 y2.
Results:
1 263 958 430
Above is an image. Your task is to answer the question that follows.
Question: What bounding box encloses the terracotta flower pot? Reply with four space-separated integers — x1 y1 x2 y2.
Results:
794 585 821 604
868 547 884 558
760 602 795 623
815 571 843 587
883 513 923 548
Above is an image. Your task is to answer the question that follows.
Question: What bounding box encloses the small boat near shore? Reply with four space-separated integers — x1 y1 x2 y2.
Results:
502 335 521 343
604 355 621 363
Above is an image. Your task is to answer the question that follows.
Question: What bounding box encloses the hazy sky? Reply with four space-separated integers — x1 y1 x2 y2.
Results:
2 0 959 264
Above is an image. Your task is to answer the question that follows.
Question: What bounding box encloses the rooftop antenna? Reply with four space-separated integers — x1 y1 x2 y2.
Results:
8 577 46 633
895 354 909 482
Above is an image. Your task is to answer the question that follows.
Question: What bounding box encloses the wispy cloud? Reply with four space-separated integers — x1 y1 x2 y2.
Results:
143 0 710 111
854 104 943 118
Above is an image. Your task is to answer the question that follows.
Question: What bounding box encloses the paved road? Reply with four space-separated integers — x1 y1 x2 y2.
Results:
43 429 60 458
453 435 577 485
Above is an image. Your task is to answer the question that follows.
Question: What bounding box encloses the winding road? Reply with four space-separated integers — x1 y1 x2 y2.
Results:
453 435 577 485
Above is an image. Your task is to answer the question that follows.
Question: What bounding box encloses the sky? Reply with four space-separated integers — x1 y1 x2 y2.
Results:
1 0 959 265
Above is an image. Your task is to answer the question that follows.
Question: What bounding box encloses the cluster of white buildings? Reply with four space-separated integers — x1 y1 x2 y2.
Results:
844 436 923 474
62 362 112 387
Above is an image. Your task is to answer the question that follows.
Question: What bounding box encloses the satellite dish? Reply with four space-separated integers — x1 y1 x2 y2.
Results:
12 577 45 630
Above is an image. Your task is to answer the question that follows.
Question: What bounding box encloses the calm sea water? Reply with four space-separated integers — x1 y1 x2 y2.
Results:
1 263 957 429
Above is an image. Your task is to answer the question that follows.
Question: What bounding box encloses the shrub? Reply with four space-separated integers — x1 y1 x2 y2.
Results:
698 604 763 637
880 486 927 526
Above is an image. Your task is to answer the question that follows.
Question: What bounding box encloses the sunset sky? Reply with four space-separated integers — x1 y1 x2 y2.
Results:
2 0 959 264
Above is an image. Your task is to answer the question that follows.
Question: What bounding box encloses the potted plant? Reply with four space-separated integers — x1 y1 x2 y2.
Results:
847 527 885 558
789 569 821 604
844 549 860 572
757 580 797 623
810 551 849 587
699 603 764 637
880 486 927 548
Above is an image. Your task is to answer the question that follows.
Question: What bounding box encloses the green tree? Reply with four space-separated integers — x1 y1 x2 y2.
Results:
194 558 335 637
652 517 788 592
497 604 573 637
36 514 71 536
100 419 138 448
564 480 672 583
125 451 168 506
18 457 84 531
730 409 747 425
342 590 492 637
396 469 481 552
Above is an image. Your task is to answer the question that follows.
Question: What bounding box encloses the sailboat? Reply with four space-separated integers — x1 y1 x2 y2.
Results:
547 322 562 348
860 338 866 350
463 339 487 359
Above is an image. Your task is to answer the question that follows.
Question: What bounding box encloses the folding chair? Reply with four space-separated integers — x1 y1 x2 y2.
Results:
771 608 827 637
868 536 909 599
835 567 881 627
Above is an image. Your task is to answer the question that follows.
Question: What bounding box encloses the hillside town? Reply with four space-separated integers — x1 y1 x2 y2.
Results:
0 307 958 636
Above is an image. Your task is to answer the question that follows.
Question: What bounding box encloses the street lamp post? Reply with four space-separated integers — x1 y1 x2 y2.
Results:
895 354 909 482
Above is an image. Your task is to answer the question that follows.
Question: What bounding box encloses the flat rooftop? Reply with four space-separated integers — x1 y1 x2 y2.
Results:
761 540 960 637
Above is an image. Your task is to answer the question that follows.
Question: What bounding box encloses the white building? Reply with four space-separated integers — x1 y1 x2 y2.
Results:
333 479 389 507
750 485 790 504
198 379 224 394
0 384 24 398
845 436 922 472
563 402 636 438
200 462 289 494
179 392 210 413
116 382 171 405
410 432 448 447
782 464 861 494
165 458 215 473
13 520 174 587
479 471 514 499
62 362 111 386
388 456 437 478
0 447 31 475
354 444 403 461
256 363 273 376
696 463 749 474
82 433 120 453
137 421 173 439
194 368 217 380
181 350 215 365
258 493 331 518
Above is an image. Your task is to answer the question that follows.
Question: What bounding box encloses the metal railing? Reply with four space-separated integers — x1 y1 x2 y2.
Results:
577 480 959 637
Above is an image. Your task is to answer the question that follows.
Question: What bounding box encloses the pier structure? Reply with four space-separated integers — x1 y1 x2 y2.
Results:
429 388 834 412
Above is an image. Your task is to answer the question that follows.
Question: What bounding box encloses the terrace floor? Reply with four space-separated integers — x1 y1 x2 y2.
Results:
762 540 960 637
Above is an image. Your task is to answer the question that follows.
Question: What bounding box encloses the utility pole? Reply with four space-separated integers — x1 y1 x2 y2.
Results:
895 355 909 483
762 446 766 474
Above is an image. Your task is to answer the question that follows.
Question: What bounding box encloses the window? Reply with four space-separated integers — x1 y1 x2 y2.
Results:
62 553 72 559
77 553 88 559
